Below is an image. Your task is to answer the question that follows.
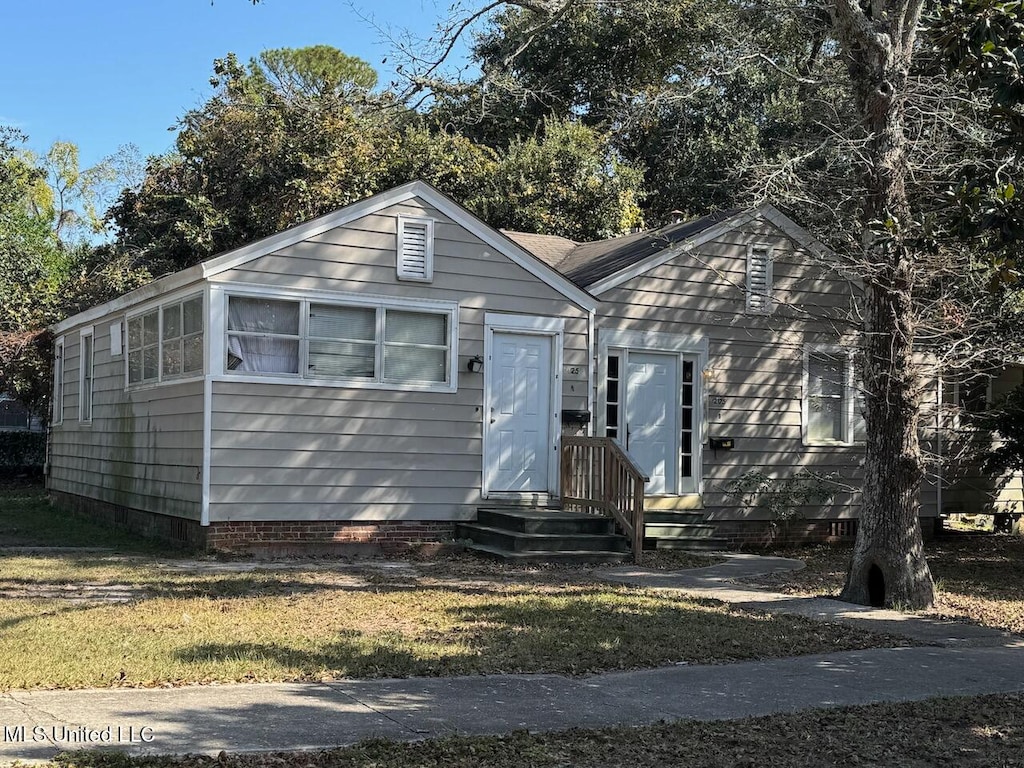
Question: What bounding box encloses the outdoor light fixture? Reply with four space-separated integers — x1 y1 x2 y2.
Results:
467 356 484 373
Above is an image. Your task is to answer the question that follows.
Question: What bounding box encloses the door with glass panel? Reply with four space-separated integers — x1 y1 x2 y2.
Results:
606 350 699 495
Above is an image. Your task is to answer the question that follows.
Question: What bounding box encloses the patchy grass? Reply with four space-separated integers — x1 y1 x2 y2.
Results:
45 693 1024 768
0 481 167 552
747 533 1024 634
0 484 899 690
0 557 898 690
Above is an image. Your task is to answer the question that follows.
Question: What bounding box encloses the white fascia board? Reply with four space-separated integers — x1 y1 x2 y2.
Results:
586 204 838 296
201 182 423 278
51 180 597 335
421 192 598 312
50 266 206 335
586 210 759 295
752 203 837 261
201 180 598 312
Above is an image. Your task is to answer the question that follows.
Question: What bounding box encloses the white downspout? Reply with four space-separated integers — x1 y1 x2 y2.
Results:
587 309 596 437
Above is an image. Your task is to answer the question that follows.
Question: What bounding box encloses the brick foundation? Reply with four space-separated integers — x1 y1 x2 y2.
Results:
50 490 205 548
206 519 457 556
48 490 458 556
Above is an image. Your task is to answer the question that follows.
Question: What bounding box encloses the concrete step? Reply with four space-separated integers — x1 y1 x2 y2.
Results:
643 511 707 525
647 536 730 552
644 523 720 539
465 542 632 564
477 507 615 536
456 523 629 553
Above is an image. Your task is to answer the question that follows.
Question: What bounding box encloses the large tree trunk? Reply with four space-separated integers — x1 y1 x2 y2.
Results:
832 0 935 608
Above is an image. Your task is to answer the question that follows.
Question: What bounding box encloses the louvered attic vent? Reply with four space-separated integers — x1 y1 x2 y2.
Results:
397 216 435 282
746 244 773 314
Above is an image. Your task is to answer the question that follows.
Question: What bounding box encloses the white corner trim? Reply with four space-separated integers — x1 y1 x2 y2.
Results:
52 336 65 426
201 375 212 527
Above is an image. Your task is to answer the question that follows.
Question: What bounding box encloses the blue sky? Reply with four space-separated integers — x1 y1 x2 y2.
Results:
1 0 470 169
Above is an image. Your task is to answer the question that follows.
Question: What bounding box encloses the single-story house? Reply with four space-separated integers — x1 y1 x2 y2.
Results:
46 181 1023 554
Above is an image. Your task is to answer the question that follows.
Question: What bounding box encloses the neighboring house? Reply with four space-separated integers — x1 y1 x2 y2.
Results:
47 181 1023 553
0 395 41 432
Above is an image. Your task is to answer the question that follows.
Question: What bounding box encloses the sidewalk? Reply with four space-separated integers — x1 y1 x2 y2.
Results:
2 555 1022 762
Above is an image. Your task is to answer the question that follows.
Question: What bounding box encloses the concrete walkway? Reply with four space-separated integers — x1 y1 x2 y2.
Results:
2 555 1023 762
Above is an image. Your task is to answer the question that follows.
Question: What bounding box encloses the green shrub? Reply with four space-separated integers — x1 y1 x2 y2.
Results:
0 430 46 469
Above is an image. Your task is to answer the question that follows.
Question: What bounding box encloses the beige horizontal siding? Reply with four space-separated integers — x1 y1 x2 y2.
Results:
209 196 590 523
597 212 870 522
48 322 204 520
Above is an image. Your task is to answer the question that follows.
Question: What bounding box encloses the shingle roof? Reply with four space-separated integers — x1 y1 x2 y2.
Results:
500 230 578 269
504 209 743 289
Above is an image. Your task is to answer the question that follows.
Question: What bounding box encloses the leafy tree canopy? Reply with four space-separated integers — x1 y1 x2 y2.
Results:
108 46 644 273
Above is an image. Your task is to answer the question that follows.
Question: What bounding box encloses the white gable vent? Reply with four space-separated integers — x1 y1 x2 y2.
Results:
397 216 435 282
746 244 773 314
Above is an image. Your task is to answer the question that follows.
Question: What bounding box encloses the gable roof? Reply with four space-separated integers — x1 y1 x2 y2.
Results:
53 181 598 334
504 203 832 295
501 230 577 268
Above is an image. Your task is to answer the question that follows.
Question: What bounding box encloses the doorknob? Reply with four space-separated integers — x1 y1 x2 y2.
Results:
490 407 496 425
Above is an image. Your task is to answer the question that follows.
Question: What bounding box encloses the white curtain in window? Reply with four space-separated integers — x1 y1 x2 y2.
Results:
227 298 300 373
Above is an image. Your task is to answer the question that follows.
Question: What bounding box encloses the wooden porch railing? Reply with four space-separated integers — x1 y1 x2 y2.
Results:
560 436 648 563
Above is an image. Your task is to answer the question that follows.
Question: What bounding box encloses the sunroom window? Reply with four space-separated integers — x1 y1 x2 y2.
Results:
226 295 452 386
384 310 447 383
308 304 376 378
227 297 301 374
128 294 205 386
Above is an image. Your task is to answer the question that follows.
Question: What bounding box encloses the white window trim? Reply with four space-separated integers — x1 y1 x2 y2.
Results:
213 285 459 393
802 344 863 447
481 314 565 498
745 243 774 315
79 327 95 424
125 292 206 390
396 215 435 282
53 336 65 426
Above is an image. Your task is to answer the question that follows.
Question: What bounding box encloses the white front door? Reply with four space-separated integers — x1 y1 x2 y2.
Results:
486 332 553 493
626 352 679 495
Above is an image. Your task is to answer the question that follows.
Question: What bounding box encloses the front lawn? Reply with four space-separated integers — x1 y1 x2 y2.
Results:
748 533 1024 633
0 485 898 690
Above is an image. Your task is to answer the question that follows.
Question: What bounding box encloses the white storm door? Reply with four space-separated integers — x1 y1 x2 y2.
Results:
626 352 679 495
486 332 553 493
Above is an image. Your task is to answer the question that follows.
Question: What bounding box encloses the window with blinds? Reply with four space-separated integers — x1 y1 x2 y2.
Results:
396 216 434 282
804 346 865 446
746 244 773 314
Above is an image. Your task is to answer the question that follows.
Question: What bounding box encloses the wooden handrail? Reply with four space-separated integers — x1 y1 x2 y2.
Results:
560 436 648 563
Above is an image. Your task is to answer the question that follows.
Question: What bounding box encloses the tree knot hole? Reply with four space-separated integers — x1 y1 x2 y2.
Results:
868 563 886 607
